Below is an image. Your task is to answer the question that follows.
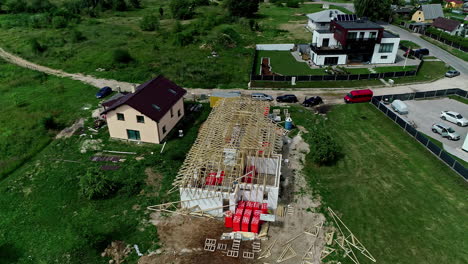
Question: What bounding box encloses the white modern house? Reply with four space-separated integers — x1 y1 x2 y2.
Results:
309 17 400 66
306 9 345 32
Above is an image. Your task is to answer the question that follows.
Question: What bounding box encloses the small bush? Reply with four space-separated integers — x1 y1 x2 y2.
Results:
30 38 47 54
170 0 194 19
70 29 86 43
52 16 68 28
41 115 59 130
79 168 116 200
139 14 159 31
173 30 195 46
309 123 341 165
129 0 141 8
113 49 134 64
286 0 300 8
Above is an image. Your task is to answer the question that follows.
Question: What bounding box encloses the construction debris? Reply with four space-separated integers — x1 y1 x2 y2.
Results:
276 243 297 263
328 207 376 264
243 251 254 259
320 246 335 260
258 239 277 259
101 241 132 264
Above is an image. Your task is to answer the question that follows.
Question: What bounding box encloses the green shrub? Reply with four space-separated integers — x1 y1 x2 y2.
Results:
308 123 341 165
129 0 141 8
113 49 134 64
286 0 300 8
225 0 260 17
41 115 59 130
29 14 49 29
70 29 86 43
139 14 159 31
173 30 196 46
29 38 47 54
170 0 194 19
79 168 117 200
52 16 67 28
112 0 128 11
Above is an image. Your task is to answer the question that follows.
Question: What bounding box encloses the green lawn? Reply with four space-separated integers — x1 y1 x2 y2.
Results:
449 95 468 105
251 79 382 88
255 50 328 75
421 36 468 62
292 103 468 264
373 65 417 73
0 60 98 179
400 40 421 49
0 96 210 264
392 61 448 85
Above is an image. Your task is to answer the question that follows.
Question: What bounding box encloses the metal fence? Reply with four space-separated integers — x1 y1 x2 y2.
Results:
422 31 468 52
371 88 468 181
250 49 421 82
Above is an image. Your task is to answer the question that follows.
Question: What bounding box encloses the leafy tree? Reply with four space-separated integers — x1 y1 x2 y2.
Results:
70 29 86 43
129 0 141 8
309 122 341 166
79 168 116 200
29 38 47 54
4 0 27 13
113 49 134 64
354 0 392 21
112 0 127 11
170 0 193 19
52 16 67 28
225 0 259 18
139 14 159 31
159 7 164 17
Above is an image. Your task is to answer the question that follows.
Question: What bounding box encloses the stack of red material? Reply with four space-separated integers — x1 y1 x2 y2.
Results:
244 166 256 183
238 200 246 209
253 202 260 210
235 207 244 216
244 209 252 219
241 216 250 232
233 215 241 232
261 203 268 214
251 216 260 233
246 201 254 210
205 171 225 185
263 106 270 116
224 211 233 228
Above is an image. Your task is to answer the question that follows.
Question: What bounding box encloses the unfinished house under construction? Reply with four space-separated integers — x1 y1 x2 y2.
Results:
171 97 285 217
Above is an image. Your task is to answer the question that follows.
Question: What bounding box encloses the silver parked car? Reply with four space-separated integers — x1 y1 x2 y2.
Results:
440 111 468 126
432 123 460 140
251 93 273 101
445 70 460 78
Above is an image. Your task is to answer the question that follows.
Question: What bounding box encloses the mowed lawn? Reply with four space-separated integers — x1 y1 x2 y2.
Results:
0 60 97 178
298 104 468 264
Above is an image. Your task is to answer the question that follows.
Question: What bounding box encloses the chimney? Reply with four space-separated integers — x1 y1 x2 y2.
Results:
131 84 136 93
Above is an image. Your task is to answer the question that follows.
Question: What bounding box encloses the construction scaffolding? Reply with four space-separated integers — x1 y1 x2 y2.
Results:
168 97 285 216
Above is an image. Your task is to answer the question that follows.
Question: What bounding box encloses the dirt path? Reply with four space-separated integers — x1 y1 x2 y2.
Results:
0 47 135 91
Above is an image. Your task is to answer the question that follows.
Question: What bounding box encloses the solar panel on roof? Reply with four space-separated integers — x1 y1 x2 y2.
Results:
336 14 357 21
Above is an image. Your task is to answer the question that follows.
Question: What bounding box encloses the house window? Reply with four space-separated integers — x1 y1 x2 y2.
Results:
170 108 174 118
178 109 181 117
381 55 388 59
137 115 145 123
347 32 357 39
126 129 141 140
379 43 394 53
370 32 377 39
117 113 125 121
162 125 167 134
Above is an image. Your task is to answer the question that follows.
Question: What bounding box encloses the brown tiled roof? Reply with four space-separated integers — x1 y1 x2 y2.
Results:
101 75 186 122
432 17 461 32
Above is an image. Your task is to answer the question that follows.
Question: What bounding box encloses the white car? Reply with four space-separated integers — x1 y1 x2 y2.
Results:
440 111 468 126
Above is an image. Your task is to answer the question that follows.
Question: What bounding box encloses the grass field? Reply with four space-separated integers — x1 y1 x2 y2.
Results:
400 40 421 49
0 60 98 179
421 36 468 62
0 97 210 264
0 2 349 88
291 103 468 264
392 61 448 85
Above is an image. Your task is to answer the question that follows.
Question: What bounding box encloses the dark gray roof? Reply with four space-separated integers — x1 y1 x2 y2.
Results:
335 20 383 29
421 4 444 20
382 31 399 38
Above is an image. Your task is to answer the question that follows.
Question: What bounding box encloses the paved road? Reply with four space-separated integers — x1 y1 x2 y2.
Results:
383 25 468 75
304 1 355 12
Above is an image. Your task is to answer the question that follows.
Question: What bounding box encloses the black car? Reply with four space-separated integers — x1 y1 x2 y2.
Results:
302 96 323 107
96 86 113 99
276 94 298 103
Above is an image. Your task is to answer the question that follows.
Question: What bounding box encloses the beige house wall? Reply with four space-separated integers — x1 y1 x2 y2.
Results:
106 105 160 144
411 11 425 22
156 97 185 142
105 97 185 144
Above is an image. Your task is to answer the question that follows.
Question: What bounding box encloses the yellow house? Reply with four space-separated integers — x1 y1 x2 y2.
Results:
101 76 186 144
444 0 463 9
411 4 444 23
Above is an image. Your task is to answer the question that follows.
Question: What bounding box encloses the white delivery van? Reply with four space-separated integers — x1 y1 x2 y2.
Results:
251 93 273 101
391 100 408 115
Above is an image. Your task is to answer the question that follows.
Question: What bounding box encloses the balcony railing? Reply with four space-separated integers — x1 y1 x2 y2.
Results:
346 38 378 44
310 44 346 55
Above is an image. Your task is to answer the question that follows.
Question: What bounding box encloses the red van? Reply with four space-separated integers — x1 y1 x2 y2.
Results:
344 89 373 103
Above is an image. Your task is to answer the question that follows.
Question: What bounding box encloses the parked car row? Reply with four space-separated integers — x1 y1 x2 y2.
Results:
431 111 467 141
